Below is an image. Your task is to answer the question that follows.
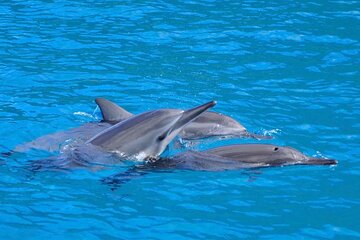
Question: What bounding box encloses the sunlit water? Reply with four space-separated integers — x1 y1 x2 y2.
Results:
0 0 359 239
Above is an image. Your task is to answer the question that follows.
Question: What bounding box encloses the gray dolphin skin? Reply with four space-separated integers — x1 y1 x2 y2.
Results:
95 98 270 140
87 101 217 160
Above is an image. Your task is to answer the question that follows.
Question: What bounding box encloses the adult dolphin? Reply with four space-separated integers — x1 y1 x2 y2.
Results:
27 101 217 171
102 144 337 187
95 98 271 140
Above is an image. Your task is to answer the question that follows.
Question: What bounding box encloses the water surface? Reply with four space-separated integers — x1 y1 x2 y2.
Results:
0 0 359 239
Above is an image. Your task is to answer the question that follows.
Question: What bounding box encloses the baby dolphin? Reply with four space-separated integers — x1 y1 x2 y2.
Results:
95 98 270 140
87 101 217 160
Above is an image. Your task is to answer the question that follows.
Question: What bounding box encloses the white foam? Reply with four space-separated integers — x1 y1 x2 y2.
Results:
263 128 282 136
313 151 326 159
73 111 94 118
112 150 147 162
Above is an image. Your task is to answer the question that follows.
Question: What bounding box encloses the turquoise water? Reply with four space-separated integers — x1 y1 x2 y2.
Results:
1 0 359 239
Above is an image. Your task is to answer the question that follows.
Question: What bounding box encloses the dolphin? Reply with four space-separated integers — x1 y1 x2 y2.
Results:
198 144 337 169
26 101 217 171
95 98 271 140
143 144 338 170
102 144 337 187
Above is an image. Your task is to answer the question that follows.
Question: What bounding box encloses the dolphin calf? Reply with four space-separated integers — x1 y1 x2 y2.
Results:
199 144 337 169
95 98 271 140
102 144 337 187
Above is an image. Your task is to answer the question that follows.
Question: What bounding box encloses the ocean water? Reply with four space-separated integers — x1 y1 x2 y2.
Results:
0 0 359 239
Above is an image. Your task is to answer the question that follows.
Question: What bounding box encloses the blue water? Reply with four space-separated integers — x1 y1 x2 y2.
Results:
1 0 359 239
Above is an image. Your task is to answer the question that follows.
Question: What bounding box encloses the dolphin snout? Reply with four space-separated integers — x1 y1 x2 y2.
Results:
307 158 338 166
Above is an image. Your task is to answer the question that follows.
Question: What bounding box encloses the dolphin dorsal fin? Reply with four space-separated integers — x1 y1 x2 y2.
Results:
95 98 134 123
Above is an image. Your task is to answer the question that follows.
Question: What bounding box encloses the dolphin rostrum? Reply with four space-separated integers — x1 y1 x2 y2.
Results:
95 98 271 140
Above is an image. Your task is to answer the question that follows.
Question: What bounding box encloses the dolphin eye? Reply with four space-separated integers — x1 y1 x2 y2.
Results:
273 147 279 152
157 135 166 141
